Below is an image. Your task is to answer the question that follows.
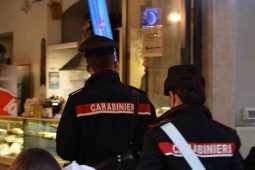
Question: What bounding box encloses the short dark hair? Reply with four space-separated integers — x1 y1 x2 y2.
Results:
85 49 116 71
9 148 61 170
172 86 206 105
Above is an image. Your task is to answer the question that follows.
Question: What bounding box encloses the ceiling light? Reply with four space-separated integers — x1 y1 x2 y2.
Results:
168 12 181 23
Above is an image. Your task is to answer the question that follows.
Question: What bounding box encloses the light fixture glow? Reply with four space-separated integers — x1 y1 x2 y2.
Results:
168 12 181 23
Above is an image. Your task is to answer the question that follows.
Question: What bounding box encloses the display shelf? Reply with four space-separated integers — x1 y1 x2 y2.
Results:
0 116 64 167
0 116 60 123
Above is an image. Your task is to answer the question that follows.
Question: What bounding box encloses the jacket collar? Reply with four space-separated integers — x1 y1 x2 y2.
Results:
84 70 120 88
158 104 213 121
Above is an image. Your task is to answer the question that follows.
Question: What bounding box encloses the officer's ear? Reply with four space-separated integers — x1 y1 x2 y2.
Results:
113 61 119 72
169 91 175 108
169 90 183 108
86 65 90 72
86 65 95 75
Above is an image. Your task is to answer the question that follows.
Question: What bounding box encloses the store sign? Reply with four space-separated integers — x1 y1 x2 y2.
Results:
142 7 161 28
0 87 17 115
0 65 17 116
142 25 163 57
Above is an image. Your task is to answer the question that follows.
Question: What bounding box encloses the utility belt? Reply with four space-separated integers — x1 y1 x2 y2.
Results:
64 151 138 170
94 151 139 170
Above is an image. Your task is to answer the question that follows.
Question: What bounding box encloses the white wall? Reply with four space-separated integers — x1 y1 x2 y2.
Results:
234 0 255 127
46 45 89 100
0 0 47 97
0 0 79 97
202 0 255 157
47 0 79 44
234 0 255 158
211 0 237 127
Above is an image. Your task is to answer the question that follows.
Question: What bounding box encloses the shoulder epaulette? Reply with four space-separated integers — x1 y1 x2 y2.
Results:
212 119 236 132
128 85 146 95
148 118 174 129
69 88 84 96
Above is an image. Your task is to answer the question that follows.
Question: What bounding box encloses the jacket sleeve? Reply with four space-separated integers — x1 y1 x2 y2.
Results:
134 96 157 152
149 102 157 123
231 135 245 169
56 96 81 161
137 130 164 170
245 147 255 170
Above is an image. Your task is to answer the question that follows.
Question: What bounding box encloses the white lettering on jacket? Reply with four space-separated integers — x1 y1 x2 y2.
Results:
158 142 235 158
76 102 151 117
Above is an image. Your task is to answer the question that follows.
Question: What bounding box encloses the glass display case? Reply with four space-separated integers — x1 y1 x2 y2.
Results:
0 117 23 165
0 116 63 166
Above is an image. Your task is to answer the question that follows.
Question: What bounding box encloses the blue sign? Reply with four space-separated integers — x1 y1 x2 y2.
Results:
88 0 113 39
142 7 161 28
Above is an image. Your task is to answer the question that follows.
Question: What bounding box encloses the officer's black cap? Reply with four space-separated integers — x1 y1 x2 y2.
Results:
79 35 118 58
164 64 204 96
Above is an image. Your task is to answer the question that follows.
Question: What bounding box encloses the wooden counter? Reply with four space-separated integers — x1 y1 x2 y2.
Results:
0 156 14 166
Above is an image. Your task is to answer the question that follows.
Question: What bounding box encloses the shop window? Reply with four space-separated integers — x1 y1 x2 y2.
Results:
127 0 202 115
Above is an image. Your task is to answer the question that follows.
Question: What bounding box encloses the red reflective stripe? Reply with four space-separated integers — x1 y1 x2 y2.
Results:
158 142 236 157
158 142 172 154
76 104 92 114
138 103 151 113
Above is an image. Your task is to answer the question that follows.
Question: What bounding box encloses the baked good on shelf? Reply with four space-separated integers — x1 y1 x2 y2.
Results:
36 132 56 140
15 137 24 145
5 135 17 143
10 128 24 135
0 135 5 141
0 143 10 156
0 129 7 135
9 143 22 156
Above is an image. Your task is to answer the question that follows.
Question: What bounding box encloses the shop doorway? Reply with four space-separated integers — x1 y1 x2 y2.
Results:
0 32 13 64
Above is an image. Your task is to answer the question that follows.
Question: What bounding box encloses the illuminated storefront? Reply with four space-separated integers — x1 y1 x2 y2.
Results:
123 0 202 115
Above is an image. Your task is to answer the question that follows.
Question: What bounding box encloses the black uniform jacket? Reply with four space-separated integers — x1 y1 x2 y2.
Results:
56 71 156 166
137 104 244 170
